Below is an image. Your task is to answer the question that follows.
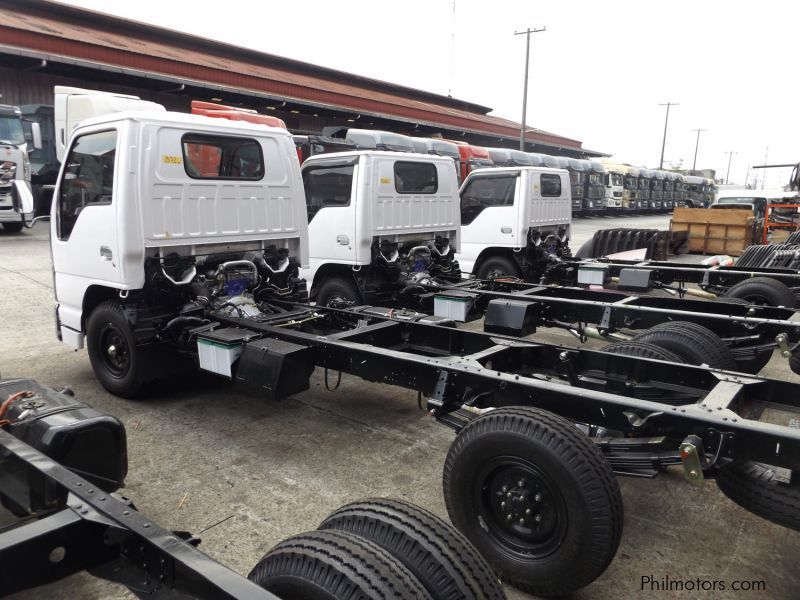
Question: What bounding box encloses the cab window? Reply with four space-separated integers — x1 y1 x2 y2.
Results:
394 162 438 194
303 163 354 222
460 175 516 225
541 173 562 197
181 134 264 180
57 129 117 241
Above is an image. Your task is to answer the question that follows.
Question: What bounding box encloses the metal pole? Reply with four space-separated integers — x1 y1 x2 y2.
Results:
658 102 679 169
725 151 737 184
515 27 546 151
691 128 706 171
761 146 769 190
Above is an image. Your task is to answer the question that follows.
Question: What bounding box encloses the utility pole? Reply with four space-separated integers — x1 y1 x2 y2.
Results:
658 102 679 169
761 146 769 190
691 128 706 172
515 26 546 151
724 151 737 184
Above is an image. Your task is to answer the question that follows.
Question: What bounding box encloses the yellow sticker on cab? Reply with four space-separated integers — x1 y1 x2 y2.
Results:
380 177 391 184
163 155 182 164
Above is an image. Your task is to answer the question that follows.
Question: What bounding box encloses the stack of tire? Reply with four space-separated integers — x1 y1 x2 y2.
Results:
247 498 507 600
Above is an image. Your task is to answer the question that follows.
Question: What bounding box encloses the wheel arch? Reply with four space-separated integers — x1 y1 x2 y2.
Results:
473 247 521 276
309 263 360 300
81 285 124 331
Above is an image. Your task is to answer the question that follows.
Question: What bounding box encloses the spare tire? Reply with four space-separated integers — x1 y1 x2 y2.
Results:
716 461 800 531
633 321 737 370
722 277 798 308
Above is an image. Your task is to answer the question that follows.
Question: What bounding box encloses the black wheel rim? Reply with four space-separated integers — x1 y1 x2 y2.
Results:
737 294 771 306
475 456 568 559
97 322 131 378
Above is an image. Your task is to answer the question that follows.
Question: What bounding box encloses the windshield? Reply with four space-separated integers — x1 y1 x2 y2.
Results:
0 114 25 145
611 174 623 186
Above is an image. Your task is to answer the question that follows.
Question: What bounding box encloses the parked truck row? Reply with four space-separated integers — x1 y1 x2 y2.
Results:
39 90 800 598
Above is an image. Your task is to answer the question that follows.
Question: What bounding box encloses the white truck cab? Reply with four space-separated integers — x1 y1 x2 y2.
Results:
0 104 41 232
51 108 308 395
456 166 571 280
300 151 461 307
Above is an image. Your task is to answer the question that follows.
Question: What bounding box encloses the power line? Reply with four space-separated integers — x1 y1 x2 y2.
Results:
515 26 546 151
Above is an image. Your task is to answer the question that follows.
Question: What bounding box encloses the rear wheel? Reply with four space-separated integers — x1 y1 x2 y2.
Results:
601 341 686 363
247 529 431 600
86 301 148 398
633 321 737 370
315 276 361 307
716 461 800 531
443 406 622 597
319 498 505 600
722 277 798 308
476 256 521 280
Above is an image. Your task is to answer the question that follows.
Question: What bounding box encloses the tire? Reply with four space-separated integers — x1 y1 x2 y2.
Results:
2 222 23 233
443 406 623 597
247 529 431 600
633 321 737 370
476 255 521 280
319 498 505 600
716 461 800 531
722 277 798 308
791 353 800 376
601 341 686 363
315 276 361 307
86 301 148 398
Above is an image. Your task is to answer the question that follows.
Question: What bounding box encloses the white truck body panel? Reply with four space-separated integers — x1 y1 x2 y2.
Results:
457 167 571 275
301 151 460 287
51 111 308 346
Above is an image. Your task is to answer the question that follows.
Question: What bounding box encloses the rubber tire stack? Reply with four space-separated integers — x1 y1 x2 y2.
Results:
632 321 737 370
248 498 506 600
722 277 798 308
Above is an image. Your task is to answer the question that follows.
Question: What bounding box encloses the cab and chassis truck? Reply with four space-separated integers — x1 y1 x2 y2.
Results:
46 106 800 598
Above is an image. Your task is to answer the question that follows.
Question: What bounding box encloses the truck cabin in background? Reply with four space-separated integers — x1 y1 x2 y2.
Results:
412 137 462 182
637 168 652 211
0 103 41 232
448 141 493 182
587 160 606 212
343 129 416 152
650 169 665 212
487 148 535 168
663 171 676 211
683 175 706 207
600 160 626 213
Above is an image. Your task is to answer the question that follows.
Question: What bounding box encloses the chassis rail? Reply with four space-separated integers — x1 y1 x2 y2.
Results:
429 279 800 360
212 304 800 474
550 258 800 293
0 428 275 599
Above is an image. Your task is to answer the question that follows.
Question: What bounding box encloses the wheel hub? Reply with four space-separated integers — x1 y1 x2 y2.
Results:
490 469 557 543
98 325 130 376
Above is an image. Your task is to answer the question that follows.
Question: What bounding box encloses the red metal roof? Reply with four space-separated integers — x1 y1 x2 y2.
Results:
0 0 584 150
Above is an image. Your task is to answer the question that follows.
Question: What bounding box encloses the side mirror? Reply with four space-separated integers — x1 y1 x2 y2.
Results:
30 122 42 150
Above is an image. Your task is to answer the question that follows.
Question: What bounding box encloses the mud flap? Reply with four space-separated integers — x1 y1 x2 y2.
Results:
235 338 315 400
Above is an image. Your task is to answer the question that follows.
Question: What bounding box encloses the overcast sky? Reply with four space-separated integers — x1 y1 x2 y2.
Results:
64 0 799 187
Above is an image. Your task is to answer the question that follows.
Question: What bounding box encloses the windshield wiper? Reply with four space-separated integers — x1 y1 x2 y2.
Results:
0 139 21 146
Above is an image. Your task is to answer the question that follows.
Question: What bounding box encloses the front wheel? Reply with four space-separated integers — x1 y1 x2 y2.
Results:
86 301 148 398
315 276 361 307
443 406 623 597
476 256 521 280
2 222 23 233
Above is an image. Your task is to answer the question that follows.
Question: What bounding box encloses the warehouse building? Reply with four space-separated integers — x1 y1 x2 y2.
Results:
0 0 601 157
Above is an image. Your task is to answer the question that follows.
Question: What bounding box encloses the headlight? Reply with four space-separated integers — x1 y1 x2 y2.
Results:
23 153 30 181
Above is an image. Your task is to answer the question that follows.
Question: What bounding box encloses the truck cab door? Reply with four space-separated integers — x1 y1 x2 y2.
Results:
51 127 122 332
302 157 358 264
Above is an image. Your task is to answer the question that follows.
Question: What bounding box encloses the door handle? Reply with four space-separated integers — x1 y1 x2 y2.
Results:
501 227 512 234
100 246 113 261
337 235 349 245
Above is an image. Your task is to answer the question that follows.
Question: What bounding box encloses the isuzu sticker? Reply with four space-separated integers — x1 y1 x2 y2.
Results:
380 177 391 184
162 155 182 164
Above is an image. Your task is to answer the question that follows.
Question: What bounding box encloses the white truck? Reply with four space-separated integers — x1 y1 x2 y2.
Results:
456 166 572 280
0 103 41 232
300 150 462 307
52 108 308 396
